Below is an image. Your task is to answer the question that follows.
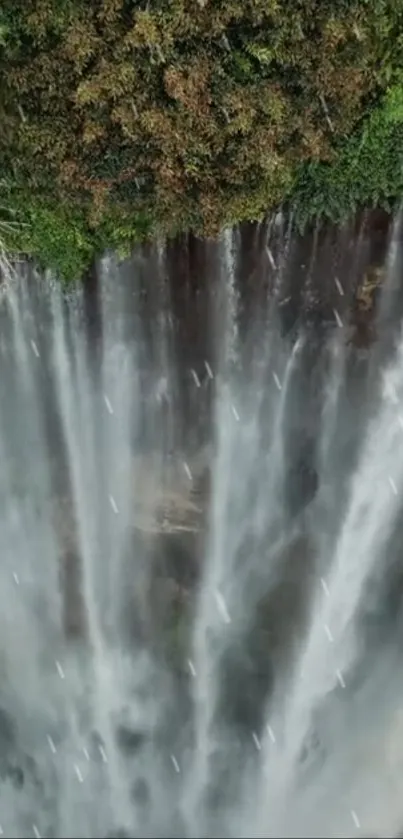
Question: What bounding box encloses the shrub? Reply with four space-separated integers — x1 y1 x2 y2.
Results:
1 1 403 276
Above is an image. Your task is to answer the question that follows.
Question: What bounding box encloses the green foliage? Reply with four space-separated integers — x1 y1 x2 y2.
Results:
92 206 154 260
21 206 92 282
0 189 152 280
290 83 403 230
2 0 403 275
0 189 94 281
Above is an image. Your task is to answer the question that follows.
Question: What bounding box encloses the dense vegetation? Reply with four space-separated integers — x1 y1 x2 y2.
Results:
1 0 403 279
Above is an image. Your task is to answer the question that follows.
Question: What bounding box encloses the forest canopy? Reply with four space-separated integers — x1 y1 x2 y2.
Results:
1 0 403 279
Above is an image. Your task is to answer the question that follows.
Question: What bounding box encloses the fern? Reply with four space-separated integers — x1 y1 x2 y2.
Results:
245 43 273 65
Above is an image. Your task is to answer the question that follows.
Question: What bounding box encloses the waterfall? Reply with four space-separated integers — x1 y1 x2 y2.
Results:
1 216 403 838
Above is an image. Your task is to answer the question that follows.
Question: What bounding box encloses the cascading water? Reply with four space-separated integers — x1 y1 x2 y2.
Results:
1 215 403 839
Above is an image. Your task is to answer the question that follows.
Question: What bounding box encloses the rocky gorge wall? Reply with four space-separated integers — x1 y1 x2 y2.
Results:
57 208 400 672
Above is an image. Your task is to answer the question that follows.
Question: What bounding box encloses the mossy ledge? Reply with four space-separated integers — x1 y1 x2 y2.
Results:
1 0 403 281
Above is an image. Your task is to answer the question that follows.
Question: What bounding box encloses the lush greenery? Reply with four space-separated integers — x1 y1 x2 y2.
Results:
1 0 403 279
291 78 403 229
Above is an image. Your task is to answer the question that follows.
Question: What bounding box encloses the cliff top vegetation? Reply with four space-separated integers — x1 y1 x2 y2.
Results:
1 0 403 279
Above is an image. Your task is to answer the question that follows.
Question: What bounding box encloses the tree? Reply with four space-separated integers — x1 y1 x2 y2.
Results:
1 0 403 278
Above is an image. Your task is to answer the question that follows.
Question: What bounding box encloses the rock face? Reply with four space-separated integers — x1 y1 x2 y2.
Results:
52 495 88 641
348 264 385 349
52 211 398 652
51 448 209 652
286 441 319 519
120 450 211 537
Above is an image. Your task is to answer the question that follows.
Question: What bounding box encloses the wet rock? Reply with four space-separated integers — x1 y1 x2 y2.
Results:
0 706 15 753
254 531 316 672
287 455 318 518
216 611 274 734
278 296 300 340
115 725 146 754
61 548 87 640
0 709 25 789
298 726 326 777
356 265 384 313
153 530 199 588
8 764 24 789
131 777 150 806
151 581 192 672
347 264 385 349
129 454 205 536
286 437 319 519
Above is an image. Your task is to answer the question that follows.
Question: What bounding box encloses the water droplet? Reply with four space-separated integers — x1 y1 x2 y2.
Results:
320 577 329 597
99 745 108 763
109 495 119 514
74 764 83 783
231 404 240 421
266 246 276 271
30 340 40 358
351 810 360 829
336 670 345 689
388 476 398 496
214 590 231 624
55 660 65 680
333 309 343 328
267 725 276 744
103 394 114 415
334 277 344 296
190 369 201 388
183 462 192 481
252 732 261 751
171 754 180 773
204 360 213 379
188 659 197 677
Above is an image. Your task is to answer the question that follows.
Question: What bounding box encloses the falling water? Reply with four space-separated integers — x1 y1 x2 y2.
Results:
1 214 403 838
